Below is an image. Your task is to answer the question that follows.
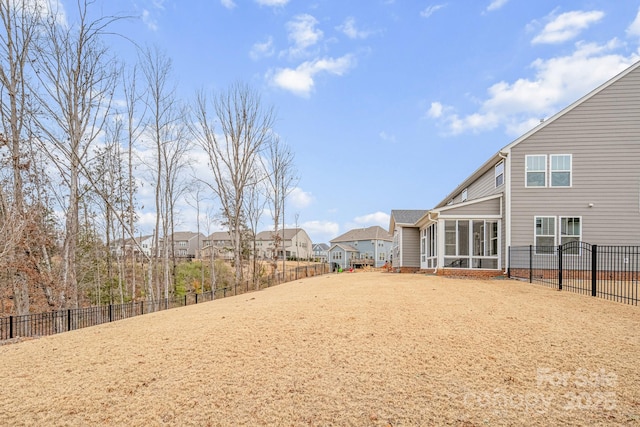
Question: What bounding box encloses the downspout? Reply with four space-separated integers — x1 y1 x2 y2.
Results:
498 150 510 275
428 211 439 275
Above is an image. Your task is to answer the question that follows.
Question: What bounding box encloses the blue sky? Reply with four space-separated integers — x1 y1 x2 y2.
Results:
66 1 640 244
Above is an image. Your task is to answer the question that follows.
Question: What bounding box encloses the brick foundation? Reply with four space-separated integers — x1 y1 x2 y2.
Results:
432 268 505 279
395 267 421 274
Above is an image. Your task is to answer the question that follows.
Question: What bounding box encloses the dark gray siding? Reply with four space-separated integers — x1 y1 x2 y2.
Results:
510 65 640 246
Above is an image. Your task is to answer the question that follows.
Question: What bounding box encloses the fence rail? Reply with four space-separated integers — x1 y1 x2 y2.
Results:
508 242 639 305
1 263 330 341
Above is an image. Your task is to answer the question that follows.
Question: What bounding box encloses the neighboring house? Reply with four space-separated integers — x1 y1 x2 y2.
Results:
329 226 393 269
392 60 640 276
389 210 428 272
312 243 329 263
201 231 234 260
255 228 313 260
159 231 205 259
110 235 153 259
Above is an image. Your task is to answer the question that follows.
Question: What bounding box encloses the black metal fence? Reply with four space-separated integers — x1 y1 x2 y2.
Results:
508 242 639 305
1 263 330 341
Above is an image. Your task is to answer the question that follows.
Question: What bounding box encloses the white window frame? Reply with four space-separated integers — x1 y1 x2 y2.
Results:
550 154 572 187
495 161 504 188
534 216 556 254
525 155 547 188
559 216 581 254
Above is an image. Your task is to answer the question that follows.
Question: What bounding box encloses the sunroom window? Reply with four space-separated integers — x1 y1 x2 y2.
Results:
444 219 499 269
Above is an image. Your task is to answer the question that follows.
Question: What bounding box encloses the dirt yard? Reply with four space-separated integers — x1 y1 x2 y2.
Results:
1 272 639 426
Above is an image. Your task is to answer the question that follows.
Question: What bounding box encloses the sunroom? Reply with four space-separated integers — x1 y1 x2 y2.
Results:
417 195 503 272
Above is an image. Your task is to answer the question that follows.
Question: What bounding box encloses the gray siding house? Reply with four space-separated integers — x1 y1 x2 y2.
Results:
394 60 640 275
329 226 393 269
389 210 427 272
312 243 329 263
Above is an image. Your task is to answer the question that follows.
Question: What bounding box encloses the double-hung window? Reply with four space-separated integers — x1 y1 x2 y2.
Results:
535 216 556 253
495 161 504 187
535 216 582 254
526 155 546 187
550 154 571 187
526 154 572 187
560 217 581 253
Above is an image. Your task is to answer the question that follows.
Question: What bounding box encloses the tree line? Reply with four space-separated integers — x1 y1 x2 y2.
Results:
0 0 297 315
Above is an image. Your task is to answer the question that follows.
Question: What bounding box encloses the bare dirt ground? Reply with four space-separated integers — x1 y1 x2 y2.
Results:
1 272 639 426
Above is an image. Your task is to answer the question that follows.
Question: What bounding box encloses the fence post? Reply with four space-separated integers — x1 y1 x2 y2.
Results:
109 304 113 322
558 244 563 291
184 295 187 306
9 315 13 339
67 309 72 332
529 245 533 283
591 245 598 297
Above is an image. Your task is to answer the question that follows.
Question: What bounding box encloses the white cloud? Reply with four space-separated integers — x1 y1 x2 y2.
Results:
255 0 289 6
269 54 356 97
353 211 390 227
420 4 447 18
301 220 340 242
21 0 66 26
532 10 604 45
486 0 508 12
250 36 275 60
379 131 397 144
221 0 236 9
427 101 444 118
429 40 640 136
288 187 314 209
141 9 158 31
337 17 373 39
285 14 323 58
627 8 640 37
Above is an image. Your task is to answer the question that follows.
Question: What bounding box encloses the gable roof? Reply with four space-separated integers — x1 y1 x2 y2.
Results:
433 59 640 210
169 231 200 242
330 225 392 243
389 209 428 232
255 228 308 241
329 243 358 252
313 243 329 251
206 231 233 241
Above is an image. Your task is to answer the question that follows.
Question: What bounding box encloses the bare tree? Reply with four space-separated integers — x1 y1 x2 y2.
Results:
244 167 267 291
262 135 297 280
186 181 206 293
0 0 43 314
192 82 275 289
140 45 192 305
31 0 120 309
122 64 144 300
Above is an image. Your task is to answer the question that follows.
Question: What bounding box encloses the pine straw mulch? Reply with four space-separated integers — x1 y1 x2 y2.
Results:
1 272 639 426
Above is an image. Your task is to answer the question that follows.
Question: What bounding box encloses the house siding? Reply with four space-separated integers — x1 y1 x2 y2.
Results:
401 227 421 268
440 197 501 216
449 166 502 204
509 65 640 247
